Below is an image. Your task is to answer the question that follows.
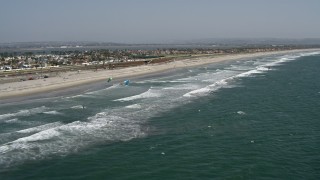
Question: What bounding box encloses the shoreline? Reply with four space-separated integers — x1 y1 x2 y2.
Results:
0 49 319 102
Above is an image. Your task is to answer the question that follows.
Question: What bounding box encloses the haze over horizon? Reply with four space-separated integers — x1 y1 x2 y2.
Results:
1 0 320 43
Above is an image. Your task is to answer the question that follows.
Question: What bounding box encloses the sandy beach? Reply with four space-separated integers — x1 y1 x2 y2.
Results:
0 49 318 100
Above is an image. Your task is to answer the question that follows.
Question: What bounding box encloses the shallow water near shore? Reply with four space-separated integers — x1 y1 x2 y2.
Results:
1 51 320 179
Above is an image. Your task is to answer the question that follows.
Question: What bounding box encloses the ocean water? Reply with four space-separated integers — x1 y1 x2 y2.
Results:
1 51 320 179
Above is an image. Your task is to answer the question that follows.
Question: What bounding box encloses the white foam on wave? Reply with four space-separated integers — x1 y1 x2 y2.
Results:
237 111 246 115
0 129 62 164
106 84 121 89
233 55 299 78
263 57 291 67
299 51 320 56
0 114 15 121
184 60 278 98
163 83 200 90
183 78 230 97
4 118 18 123
71 105 85 109
168 80 188 83
256 66 269 71
0 122 61 145
182 59 280 98
210 79 229 86
257 53 309 70
176 76 199 82
201 70 238 83
183 87 211 97
43 111 63 115
114 88 161 102
67 93 94 99
140 70 235 96
183 52 317 98
0 108 146 167
225 65 252 71
137 80 169 84
66 94 83 99
16 122 63 134
0 106 47 121
13 129 61 143
235 69 264 78
125 104 142 109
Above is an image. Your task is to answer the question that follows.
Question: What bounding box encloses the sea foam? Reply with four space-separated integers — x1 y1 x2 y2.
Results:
17 122 63 134
0 106 47 121
114 88 161 102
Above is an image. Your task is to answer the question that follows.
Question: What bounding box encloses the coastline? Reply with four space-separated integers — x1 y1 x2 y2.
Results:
0 49 319 102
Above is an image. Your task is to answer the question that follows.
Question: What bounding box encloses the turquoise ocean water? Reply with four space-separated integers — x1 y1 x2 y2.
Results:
1 51 320 179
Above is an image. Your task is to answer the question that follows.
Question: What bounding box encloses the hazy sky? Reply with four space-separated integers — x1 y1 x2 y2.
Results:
0 0 319 43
